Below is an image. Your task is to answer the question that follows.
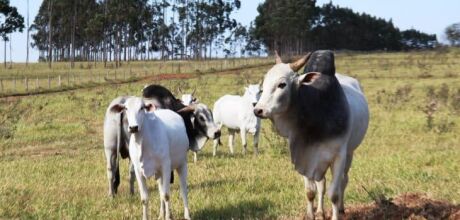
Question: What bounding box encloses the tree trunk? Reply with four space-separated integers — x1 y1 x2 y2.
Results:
48 0 53 69
26 0 30 66
71 0 76 68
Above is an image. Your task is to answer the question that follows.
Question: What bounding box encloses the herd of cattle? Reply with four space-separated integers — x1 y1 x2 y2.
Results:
102 50 369 220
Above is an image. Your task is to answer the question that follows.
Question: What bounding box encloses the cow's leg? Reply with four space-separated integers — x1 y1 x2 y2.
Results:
228 129 235 155
157 178 165 220
253 129 260 155
105 148 117 197
315 178 326 220
213 138 219 157
329 151 347 220
162 165 172 220
134 167 149 220
303 176 316 220
177 164 191 220
339 154 353 214
129 160 136 195
193 152 198 163
240 129 247 154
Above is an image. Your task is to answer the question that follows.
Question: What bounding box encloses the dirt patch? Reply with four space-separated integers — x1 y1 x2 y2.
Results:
342 193 459 220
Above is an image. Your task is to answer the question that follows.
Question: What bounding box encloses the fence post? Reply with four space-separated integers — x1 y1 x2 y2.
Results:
58 75 62 87
115 71 117 80
106 71 109 80
67 72 70 86
48 76 51 89
13 77 16 92
0 79 3 92
25 77 29 92
36 77 39 90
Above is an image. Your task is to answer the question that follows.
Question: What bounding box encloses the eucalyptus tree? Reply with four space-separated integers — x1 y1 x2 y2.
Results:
0 0 24 68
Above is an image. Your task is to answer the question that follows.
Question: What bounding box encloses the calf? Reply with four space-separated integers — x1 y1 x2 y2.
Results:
254 50 369 220
110 96 191 220
212 84 262 155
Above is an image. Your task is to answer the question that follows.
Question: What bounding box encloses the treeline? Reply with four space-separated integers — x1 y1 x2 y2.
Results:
253 0 438 55
31 0 244 66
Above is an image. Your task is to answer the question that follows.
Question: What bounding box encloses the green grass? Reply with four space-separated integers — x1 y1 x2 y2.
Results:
1 49 459 219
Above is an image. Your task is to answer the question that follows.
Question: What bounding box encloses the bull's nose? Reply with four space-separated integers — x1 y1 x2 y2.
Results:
254 108 264 117
129 126 139 133
214 130 221 139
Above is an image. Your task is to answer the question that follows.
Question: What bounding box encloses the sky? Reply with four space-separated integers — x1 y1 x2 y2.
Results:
3 0 460 63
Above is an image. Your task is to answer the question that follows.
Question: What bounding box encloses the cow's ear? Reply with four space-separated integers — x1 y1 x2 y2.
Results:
144 103 156 112
110 104 126 113
298 72 321 85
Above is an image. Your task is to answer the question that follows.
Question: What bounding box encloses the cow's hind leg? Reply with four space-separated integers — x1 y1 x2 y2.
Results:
303 176 316 220
177 164 191 220
240 129 247 154
253 130 260 155
105 148 118 197
228 129 235 155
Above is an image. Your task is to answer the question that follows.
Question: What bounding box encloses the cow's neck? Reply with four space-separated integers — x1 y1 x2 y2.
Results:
278 75 350 145
192 133 208 150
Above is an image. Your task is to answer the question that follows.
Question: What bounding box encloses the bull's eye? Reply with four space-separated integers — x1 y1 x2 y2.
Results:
199 115 205 121
278 82 287 89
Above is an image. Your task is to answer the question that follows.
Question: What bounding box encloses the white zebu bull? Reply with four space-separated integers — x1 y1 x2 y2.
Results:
213 84 262 155
254 50 369 220
110 96 191 220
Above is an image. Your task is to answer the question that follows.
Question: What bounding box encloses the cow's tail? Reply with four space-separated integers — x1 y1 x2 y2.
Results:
114 112 123 192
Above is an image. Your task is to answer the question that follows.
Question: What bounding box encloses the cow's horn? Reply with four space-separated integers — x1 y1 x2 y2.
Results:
275 50 282 64
191 87 196 96
289 52 312 72
177 105 195 113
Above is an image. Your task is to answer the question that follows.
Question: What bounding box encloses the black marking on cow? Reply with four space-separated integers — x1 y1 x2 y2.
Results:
293 50 349 144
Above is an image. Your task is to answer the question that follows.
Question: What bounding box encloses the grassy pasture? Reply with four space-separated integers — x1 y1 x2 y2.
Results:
0 58 271 96
0 49 459 219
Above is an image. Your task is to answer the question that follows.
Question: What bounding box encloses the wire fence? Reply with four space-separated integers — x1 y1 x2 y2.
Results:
0 58 272 97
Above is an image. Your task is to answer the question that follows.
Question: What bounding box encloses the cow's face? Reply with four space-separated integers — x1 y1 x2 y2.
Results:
181 94 197 106
243 84 262 106
254 64 295 118
194 104 221 141
110 97 155 133
255 52 311 119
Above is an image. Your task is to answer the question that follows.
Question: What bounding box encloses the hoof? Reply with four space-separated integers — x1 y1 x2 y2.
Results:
315 211 325 220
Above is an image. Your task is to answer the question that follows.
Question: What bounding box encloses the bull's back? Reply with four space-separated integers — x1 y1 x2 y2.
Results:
103 96 128 150
337 74 369 152
213 95 245 129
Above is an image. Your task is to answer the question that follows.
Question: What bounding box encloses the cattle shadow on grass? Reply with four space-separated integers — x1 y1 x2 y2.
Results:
193 199 274 219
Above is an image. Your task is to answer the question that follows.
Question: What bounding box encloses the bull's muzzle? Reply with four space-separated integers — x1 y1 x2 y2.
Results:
129 126 139 133
254 108 265 118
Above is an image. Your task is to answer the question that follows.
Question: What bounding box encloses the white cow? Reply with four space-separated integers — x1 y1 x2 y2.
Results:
212 84 262 155
180 87 197 106
110 96 191 220
254 50 369 220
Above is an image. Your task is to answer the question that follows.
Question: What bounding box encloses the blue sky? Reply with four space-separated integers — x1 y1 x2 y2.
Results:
4 0 460 63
